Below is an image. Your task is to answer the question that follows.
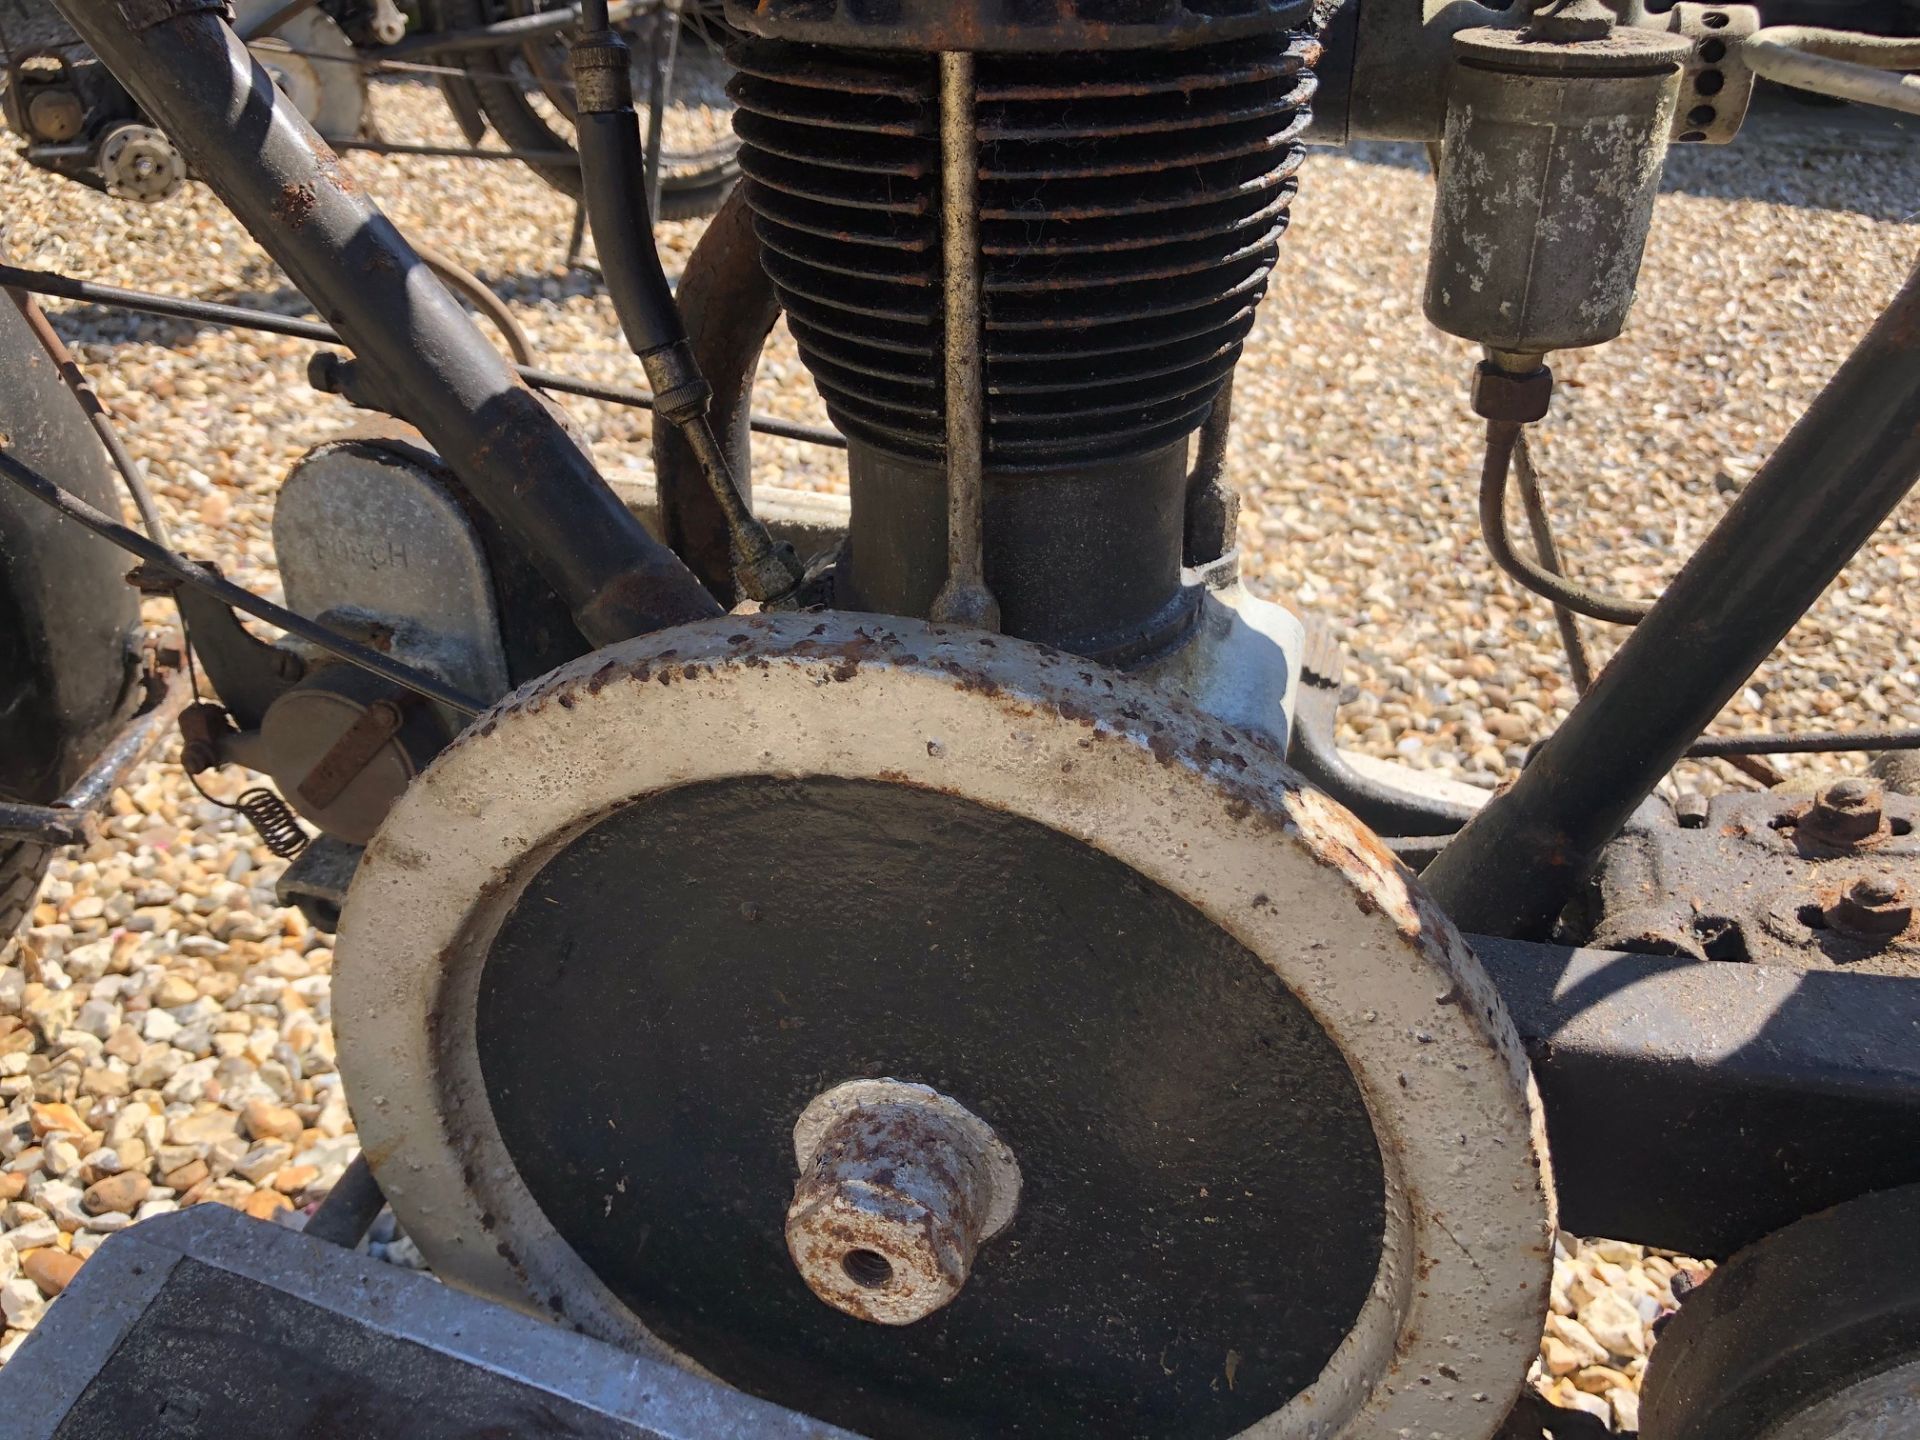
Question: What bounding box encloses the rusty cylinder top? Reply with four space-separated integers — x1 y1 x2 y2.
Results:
723 0 1309 51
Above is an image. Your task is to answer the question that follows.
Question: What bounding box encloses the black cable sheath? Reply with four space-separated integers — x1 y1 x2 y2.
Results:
0 265 846 450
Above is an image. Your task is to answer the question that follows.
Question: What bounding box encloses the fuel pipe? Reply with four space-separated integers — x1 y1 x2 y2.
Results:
568 9 804 606
50 0 719 646
1424 253 1920 939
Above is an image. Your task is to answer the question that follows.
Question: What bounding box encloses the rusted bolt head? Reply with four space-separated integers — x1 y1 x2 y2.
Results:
1827 875 1913 940
1803 777 1886 848
785 1079 1020 1327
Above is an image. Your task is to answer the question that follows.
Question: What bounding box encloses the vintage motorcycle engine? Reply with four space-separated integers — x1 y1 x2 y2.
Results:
727 1 1316 661
317 6 1552 1439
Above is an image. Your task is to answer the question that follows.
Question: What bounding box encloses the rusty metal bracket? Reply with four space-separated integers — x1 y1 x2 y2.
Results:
297 696 406 812
0 664 190 848
1583 779 1920 973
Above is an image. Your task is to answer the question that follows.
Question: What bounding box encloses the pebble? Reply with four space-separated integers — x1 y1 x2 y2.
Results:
80 1173 149 1217
0 73 1904 1428
1 1277 45 1330
242 1100 302 1144
21 1249 82 1299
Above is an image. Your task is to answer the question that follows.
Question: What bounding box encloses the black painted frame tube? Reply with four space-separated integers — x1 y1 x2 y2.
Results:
1425 255 1920 937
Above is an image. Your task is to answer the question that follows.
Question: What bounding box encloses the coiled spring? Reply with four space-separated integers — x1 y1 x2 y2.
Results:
236 786 310 859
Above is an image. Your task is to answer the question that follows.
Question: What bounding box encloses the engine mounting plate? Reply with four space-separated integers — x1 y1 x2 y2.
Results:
335 613 1552 1439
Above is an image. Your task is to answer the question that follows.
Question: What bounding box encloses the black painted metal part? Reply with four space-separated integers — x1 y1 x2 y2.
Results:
723 0 1312 52
0 291 141 810
476 776 1383 1440
1641 1182 1920 1439
1474 936 1920 1261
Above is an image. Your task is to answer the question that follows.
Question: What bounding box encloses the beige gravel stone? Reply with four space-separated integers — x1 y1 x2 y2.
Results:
80 1172 149 1217
242 1099 302 1144
241 1189 292 1222
21 1249 82 1299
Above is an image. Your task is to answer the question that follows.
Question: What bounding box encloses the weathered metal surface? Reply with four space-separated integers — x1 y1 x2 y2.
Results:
0 280 142 811
292 695 406 812
784 1079 1021 1327
1663 2 1760 143
730 33 1314 467
274 433 513 705
272 834 360 932
93 122 184 201
723 0 1310 53
1641 1183 1920 1439
1585 784 1920 974
652 185 778 602
1136 568 1305 750
1473 935 1920 1257
256 664 447 845
1290 620 1483 837
0 1206 859 1440
336 612 1551 1440
480 771 1385 1432
1744 24 1920 118
570 25 801 607
1424 253 1920 939
1425 26 1688 356
232 0 365 139
927 50 999 632
841 439 1203 664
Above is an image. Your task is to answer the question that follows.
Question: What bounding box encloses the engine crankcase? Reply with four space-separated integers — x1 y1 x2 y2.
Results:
334 613 1552 1440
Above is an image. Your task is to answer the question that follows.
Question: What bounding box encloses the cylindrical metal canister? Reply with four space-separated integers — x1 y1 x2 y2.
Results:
1425 26 1690 355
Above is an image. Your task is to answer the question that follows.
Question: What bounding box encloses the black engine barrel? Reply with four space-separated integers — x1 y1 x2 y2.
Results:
729 23 1316 660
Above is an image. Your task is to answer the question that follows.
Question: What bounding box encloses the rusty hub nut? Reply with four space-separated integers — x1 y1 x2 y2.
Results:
1828 876 1913 939
785 1079 1021 1327
1470 361 1554 424
1805 777 1886 847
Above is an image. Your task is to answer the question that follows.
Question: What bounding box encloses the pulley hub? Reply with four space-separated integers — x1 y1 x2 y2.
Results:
785 1078 1022 1326
233 0 368 141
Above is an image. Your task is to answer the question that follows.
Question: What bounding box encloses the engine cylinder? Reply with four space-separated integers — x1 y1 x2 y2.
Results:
729 22 1315 659
724 0 1309 53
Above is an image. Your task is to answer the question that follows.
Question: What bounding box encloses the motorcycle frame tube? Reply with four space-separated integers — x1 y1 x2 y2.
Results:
52 1 719 647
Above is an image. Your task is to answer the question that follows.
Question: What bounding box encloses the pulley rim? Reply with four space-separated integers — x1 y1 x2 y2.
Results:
334 613 1553 1438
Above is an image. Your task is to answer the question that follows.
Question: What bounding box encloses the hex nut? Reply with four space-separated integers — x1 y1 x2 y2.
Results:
1802 777 1887 849
1471 362 1555 424
1826 875 1912 940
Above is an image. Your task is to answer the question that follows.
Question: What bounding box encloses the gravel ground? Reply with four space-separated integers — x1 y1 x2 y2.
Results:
2 75 1916 1429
